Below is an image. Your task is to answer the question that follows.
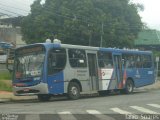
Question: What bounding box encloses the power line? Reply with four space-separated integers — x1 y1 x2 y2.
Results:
0 7 24 17
0 3 30 13
0 1 143 30
0 0 34 9
0 0 143 30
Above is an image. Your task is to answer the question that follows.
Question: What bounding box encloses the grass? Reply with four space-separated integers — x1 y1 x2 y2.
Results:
0 80 12 92
0 71 12 91
0 71 12 80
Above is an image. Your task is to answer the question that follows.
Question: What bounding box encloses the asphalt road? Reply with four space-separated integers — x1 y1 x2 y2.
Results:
0 89 160 120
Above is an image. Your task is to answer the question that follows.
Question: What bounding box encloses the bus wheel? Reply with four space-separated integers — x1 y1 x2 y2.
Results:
68 82 80 100
124 80 134 94
37 94 51 101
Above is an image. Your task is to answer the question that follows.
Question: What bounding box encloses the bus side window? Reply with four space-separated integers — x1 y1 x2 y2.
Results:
122 54 130 68
135 55 142 68
48 49 66 75
122 54 135 68
142 55 152 68
128 55 135 68
68 49 87 68
98 51 113 69
98 60 105 68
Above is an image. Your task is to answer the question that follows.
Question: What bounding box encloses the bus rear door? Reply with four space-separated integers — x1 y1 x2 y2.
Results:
87 52 99 91
113 54 123 89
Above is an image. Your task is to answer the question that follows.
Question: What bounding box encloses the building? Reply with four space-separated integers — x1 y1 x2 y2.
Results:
134 30 160 50
0 17 26 48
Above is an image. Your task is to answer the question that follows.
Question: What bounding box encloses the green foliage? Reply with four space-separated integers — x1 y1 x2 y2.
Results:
21 0 143 48
0 80 12 92
0 71 12 80
153 51 160 57
0 71 12 91
1 16 23 27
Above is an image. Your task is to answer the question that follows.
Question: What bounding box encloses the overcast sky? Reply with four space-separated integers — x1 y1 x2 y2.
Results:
0 0 159 30
132 0 160 30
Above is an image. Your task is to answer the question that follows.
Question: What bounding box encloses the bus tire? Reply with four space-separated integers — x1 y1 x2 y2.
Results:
68 82 80 100
37 94 51 101
124 79 134 94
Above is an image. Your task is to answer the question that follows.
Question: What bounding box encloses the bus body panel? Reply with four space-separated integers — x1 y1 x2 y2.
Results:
13 82 49 96
99 48 155 90
63 49 95 93
98 49 124 90
47 71 64 94
127 68 155 87
63 68 91 93
98 68 114 90
12 43 155 97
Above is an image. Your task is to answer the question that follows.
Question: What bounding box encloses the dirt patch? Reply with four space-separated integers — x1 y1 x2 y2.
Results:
0 91 12 94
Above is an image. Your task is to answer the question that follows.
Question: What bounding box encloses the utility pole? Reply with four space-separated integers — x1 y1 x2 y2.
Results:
100 22 104 47
156 56 159 82
155 30 160 42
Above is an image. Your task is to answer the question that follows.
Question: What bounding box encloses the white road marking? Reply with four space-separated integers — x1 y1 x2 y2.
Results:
58 111 72 114
86 110 102 114
58 111 77 120
130 106 158 114
110 108 132 114
147 104 160 108
87 110 116 120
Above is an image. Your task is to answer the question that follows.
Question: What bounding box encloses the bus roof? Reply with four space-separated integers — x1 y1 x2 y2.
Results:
16 42 152 55
18 43 99 51
99 48 152 54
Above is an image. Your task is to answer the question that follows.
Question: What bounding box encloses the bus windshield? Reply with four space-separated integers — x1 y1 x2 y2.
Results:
15 53 45 79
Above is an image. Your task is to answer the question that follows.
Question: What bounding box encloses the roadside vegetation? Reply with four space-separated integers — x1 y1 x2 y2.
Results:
0 71 12 80
21 0 143 48
0 71 12 92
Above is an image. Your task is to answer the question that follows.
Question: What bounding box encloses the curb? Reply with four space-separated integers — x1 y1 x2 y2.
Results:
0 92 37 102
0 98 10 103
0 91 13 102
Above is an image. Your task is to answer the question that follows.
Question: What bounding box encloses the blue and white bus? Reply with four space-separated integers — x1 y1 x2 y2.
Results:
11 40 155 101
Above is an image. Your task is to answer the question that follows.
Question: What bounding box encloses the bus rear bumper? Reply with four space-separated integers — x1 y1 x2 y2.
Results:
13 83 49 96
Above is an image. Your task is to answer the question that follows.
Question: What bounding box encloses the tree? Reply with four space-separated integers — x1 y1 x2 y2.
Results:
21 0 143 48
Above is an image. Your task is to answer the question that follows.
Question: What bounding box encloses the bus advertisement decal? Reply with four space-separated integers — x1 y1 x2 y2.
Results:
100 69 113 80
